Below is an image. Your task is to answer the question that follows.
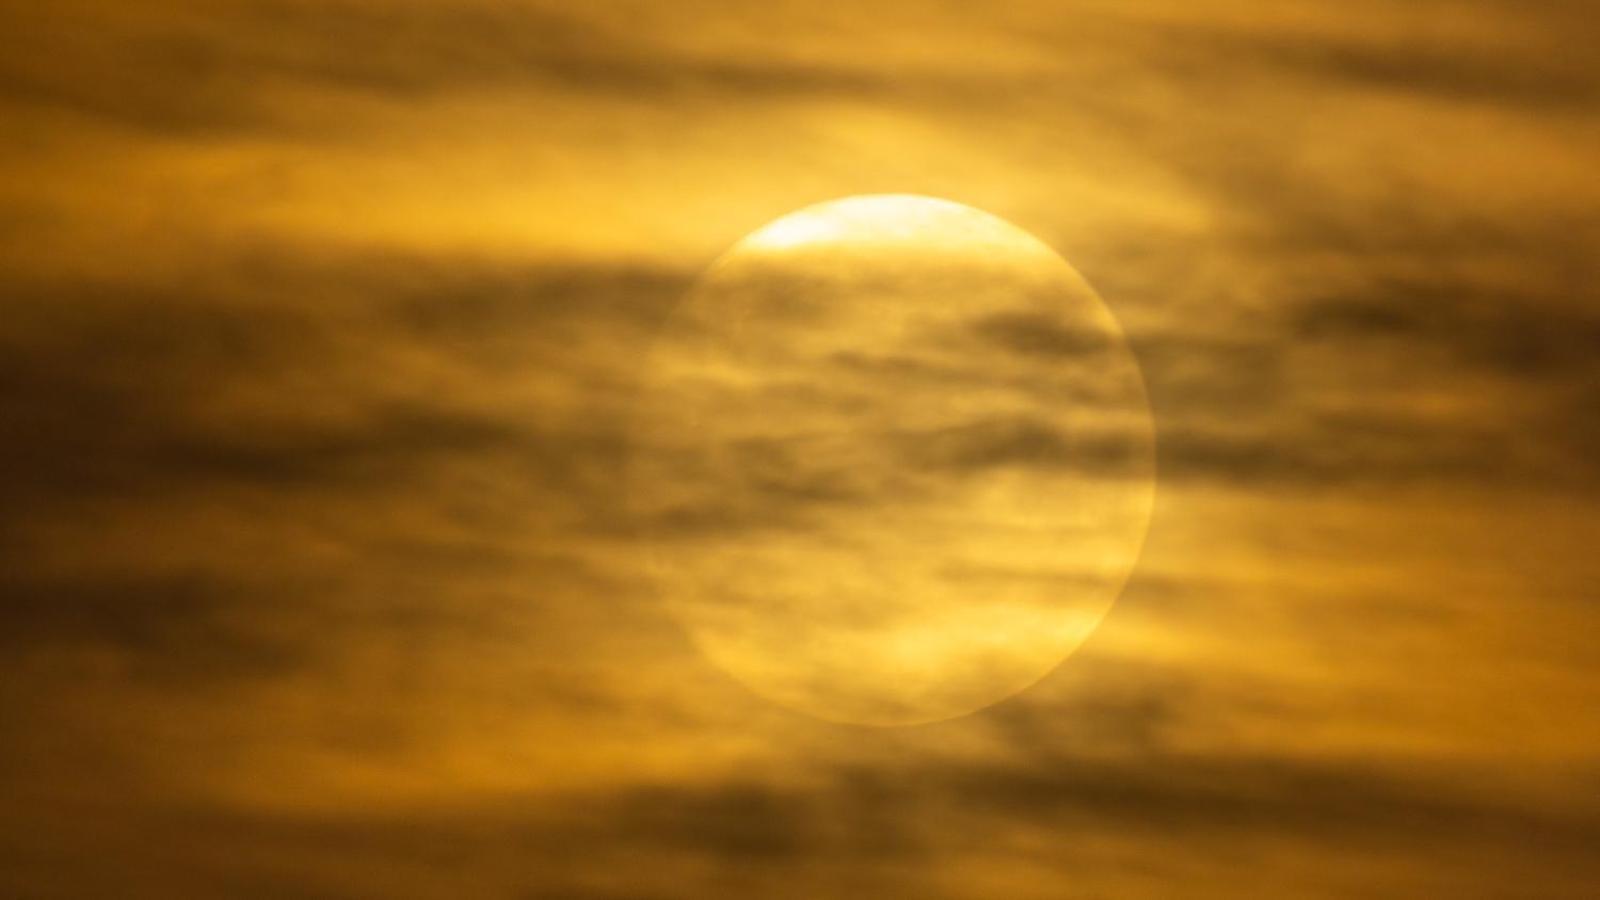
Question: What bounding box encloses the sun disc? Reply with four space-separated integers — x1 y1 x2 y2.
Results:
633 195 1154 726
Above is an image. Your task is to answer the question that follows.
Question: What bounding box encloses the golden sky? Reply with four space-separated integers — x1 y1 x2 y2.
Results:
2 0 1598 896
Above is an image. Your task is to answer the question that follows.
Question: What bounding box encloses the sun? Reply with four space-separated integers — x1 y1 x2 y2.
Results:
633 195 1154 726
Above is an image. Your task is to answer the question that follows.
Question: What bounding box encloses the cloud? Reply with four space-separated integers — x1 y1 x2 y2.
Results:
1151 18 1599 111
0 570 306 682
7 741 1595 898
1 0 1598 896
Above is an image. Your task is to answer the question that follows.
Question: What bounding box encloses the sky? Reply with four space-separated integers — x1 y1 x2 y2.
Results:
1 0 1598 896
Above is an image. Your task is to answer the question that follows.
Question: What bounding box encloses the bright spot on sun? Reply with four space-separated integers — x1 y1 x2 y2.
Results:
744 194 1036 253
634 195 1154 726
743 206 848 250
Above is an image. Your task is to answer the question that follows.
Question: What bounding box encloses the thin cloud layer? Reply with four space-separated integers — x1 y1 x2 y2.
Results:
1 0 1598 897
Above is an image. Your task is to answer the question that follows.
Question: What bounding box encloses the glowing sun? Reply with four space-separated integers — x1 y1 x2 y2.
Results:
634 195 1154 725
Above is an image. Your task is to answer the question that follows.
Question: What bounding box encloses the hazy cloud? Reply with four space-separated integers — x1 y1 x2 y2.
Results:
2 0 1598 897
